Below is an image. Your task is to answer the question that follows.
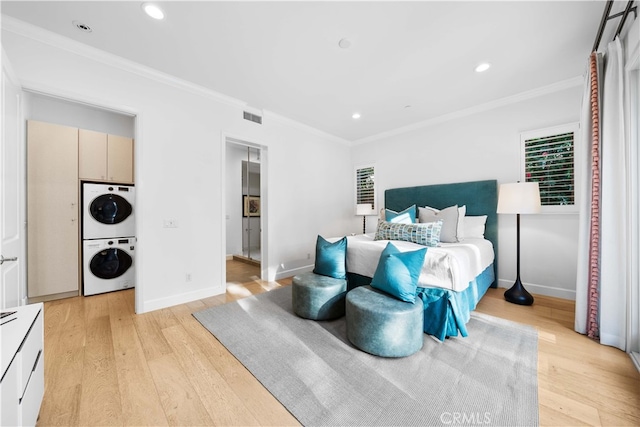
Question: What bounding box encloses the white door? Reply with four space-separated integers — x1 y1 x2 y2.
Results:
1 58 24 309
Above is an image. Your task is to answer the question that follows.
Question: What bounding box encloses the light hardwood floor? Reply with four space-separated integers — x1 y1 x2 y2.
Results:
37 261 640 426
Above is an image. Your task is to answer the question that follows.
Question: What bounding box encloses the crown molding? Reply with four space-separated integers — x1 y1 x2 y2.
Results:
2 47 20 85
1 15 247 109
3 15 586 148
353 76 584 145
2 15 353 145
263 109 351 146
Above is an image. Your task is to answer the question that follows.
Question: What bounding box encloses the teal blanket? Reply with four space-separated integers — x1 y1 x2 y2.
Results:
416 264 495 341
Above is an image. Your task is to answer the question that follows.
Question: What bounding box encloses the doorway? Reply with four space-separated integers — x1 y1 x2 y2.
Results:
21 92 136 305
241 148 261 263
225 138 265 288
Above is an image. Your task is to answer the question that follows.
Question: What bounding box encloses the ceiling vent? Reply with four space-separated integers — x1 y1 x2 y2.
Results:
243 111 262 125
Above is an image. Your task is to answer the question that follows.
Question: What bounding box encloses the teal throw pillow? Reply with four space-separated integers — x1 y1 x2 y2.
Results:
313 235 347 279
370 242 427 303
385 205 416 224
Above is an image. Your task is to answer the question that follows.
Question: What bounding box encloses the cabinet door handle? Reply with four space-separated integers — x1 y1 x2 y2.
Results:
0 255 18 265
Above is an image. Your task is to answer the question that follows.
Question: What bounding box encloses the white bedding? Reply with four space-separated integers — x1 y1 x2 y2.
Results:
343 234 494 292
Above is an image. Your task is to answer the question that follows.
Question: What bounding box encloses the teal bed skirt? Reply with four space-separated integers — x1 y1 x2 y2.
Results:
347 263 495 341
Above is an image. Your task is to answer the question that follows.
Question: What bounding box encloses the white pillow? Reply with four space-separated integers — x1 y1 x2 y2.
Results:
463 215 488 239
419 205 464 243
419 205 466 242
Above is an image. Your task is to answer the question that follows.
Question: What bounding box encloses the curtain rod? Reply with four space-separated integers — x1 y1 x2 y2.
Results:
592 0 638 52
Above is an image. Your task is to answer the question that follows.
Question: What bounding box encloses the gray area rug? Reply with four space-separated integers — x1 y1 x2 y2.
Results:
193 287 538 427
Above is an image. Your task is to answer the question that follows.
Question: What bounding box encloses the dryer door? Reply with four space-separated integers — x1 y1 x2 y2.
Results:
89 248 133 279
89 194 133 225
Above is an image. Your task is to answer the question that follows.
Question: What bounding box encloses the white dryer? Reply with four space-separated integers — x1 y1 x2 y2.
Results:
83 237 135 296
83 183 135 239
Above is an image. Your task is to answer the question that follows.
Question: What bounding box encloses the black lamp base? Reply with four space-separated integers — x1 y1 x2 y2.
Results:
504 278 534 305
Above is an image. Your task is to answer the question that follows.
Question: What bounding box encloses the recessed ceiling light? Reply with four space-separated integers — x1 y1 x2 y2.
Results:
475 62 491 73
352 113 361 119
142 3 165 20
339 38 352 49
72 20 92 33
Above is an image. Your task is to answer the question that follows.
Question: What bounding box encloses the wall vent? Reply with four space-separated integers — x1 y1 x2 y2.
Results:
243 111 262 124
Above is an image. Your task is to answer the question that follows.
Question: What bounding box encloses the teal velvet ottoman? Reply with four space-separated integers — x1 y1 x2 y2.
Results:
292 271 348 320
346 285 424 357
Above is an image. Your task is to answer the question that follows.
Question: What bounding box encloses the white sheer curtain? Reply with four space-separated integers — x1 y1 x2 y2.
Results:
576 36 639 353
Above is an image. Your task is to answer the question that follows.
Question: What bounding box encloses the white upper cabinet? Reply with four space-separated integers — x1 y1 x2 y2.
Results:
79 129 134 184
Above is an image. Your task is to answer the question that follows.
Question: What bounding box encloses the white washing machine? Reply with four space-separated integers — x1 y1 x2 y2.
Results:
83 237 135 296
83 183 135 239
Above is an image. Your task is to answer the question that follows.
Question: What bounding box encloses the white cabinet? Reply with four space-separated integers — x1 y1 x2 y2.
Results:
0 303 44 427
27 120 80 299
79 128 107 181
79 129 134 184
107 134 134 183
28 121 135 301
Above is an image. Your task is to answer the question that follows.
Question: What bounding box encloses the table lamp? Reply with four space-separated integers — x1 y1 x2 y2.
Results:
356 204 372 234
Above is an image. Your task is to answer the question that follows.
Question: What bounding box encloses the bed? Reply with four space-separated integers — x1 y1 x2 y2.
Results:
347 179 498 341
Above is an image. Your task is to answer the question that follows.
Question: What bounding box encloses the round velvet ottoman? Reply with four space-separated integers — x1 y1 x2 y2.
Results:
346 285 424 357
292 271 348 320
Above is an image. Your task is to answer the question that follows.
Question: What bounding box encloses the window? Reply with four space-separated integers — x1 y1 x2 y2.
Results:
521 123 579 212
355 164 376 213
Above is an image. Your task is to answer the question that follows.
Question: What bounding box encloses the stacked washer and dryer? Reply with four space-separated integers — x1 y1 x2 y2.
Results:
82 183 136 296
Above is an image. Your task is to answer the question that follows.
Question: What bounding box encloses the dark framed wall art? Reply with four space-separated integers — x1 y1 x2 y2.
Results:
243 195 260 217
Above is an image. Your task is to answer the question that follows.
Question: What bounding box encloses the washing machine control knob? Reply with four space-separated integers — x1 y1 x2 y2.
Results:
108 241 114 245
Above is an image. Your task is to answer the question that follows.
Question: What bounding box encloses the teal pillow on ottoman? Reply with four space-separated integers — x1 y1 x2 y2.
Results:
370 242 427 303
313 235 347 280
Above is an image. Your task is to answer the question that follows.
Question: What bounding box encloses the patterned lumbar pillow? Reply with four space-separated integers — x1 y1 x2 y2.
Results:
313 235 347 279
370 242 427 303
374 219 443 247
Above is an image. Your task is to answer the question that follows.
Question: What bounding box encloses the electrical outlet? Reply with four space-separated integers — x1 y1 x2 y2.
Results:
186 273 192 282
163 219 178 228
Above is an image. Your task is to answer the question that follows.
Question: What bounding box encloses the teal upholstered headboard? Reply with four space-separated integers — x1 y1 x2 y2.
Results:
385 179 498 287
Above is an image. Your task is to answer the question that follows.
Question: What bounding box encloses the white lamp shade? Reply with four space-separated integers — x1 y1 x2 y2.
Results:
497 182 541 214
356 203 373 216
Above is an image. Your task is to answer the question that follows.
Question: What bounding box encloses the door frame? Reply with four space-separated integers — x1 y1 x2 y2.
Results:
1 53 25 308
7 83 141 309
222 134 268 283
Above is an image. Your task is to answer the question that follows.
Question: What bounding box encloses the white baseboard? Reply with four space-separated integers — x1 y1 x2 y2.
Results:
631 352 640 373
141 285 225 313
497 279 576 301
275 264 313 280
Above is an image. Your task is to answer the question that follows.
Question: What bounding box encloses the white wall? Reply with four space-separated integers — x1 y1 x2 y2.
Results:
2 21 353 312
351 85 583 299
24 91 135 138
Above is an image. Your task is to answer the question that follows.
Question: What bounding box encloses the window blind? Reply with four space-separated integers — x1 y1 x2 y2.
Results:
356 166 375 207
524 131 575 206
